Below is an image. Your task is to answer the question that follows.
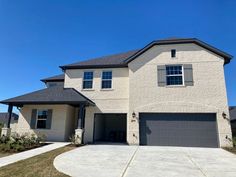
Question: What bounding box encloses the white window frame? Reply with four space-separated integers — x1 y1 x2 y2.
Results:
166 65 184 86
82 71 94 90
36 109 48 129
101 70 113 90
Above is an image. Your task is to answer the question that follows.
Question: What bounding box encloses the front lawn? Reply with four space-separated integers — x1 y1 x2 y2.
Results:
0 145 75 177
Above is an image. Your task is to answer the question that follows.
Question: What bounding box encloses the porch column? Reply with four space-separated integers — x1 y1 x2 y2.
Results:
75 104 86 145
7 104 13 128
77 104 85 129
1 104 13 137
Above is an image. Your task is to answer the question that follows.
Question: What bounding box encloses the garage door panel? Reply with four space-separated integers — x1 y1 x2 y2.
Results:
140 113 218 147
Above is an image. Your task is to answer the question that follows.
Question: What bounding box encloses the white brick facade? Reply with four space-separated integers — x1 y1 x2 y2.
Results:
127 44 232 147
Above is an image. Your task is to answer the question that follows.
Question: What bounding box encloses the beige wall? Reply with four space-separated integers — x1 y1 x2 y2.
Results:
64 68 129 113
16 104 75 141
64 67 130 143
127 43 232 147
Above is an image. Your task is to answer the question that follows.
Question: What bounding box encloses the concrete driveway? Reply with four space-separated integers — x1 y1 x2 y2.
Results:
54 145 236 177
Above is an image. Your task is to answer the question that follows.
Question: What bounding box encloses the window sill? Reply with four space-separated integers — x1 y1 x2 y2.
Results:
81 89 95 91
165 85 186 88
100 88 114 91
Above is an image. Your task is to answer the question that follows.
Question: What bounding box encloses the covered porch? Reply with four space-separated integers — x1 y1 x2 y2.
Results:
93 113 127 143
0 86 95 143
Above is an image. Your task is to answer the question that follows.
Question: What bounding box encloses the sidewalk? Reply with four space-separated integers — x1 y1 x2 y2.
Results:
0 142 70 168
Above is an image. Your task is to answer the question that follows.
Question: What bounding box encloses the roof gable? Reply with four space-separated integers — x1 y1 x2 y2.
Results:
124 38 232 64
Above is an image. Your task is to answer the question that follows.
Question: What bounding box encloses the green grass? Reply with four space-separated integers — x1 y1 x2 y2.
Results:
0 145 75 177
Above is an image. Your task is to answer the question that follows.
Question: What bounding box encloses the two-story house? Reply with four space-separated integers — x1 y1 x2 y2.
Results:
1 38 233 147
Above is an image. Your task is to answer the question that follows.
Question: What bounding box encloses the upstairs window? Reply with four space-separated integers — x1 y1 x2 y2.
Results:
102 71 112 89
36 110 48 129
83 71 93 89
171 49 176 58
166 65 183 86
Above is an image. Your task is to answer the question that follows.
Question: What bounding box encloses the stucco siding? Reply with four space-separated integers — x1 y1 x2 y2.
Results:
64 68 129 113
127 43 232 147
16 105 71 141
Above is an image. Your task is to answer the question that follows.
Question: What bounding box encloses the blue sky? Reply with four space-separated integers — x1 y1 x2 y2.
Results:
0 0 235 112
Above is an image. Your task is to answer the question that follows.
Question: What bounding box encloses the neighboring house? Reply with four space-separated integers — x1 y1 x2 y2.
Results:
0 38 233 147
0 112 19 131
230 106 236 137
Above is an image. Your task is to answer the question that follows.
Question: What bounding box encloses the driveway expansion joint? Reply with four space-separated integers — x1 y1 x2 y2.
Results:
185 150 208 177
121 146 139 177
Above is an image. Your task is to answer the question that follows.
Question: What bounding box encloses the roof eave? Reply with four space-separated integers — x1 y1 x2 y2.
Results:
40 79 65 83
59 64 128 70
0 100 95 107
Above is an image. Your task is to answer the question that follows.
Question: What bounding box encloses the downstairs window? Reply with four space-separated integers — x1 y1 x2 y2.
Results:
36 110 48 129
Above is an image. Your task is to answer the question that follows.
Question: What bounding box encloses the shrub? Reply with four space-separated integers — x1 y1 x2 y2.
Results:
0 133 46 152
69 134 81 147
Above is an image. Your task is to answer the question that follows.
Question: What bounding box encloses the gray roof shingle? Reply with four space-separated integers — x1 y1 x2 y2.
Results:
41 74 65 83
0 86 95 106
60 49 139 69
60 38 233 70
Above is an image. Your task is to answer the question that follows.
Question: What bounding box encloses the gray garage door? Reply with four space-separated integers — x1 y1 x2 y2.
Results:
139 113 218 147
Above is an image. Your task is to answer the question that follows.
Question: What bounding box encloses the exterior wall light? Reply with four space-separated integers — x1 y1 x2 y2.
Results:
225 135 232 141
131 112 137 122
222 112 227 119
132 112 136 118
